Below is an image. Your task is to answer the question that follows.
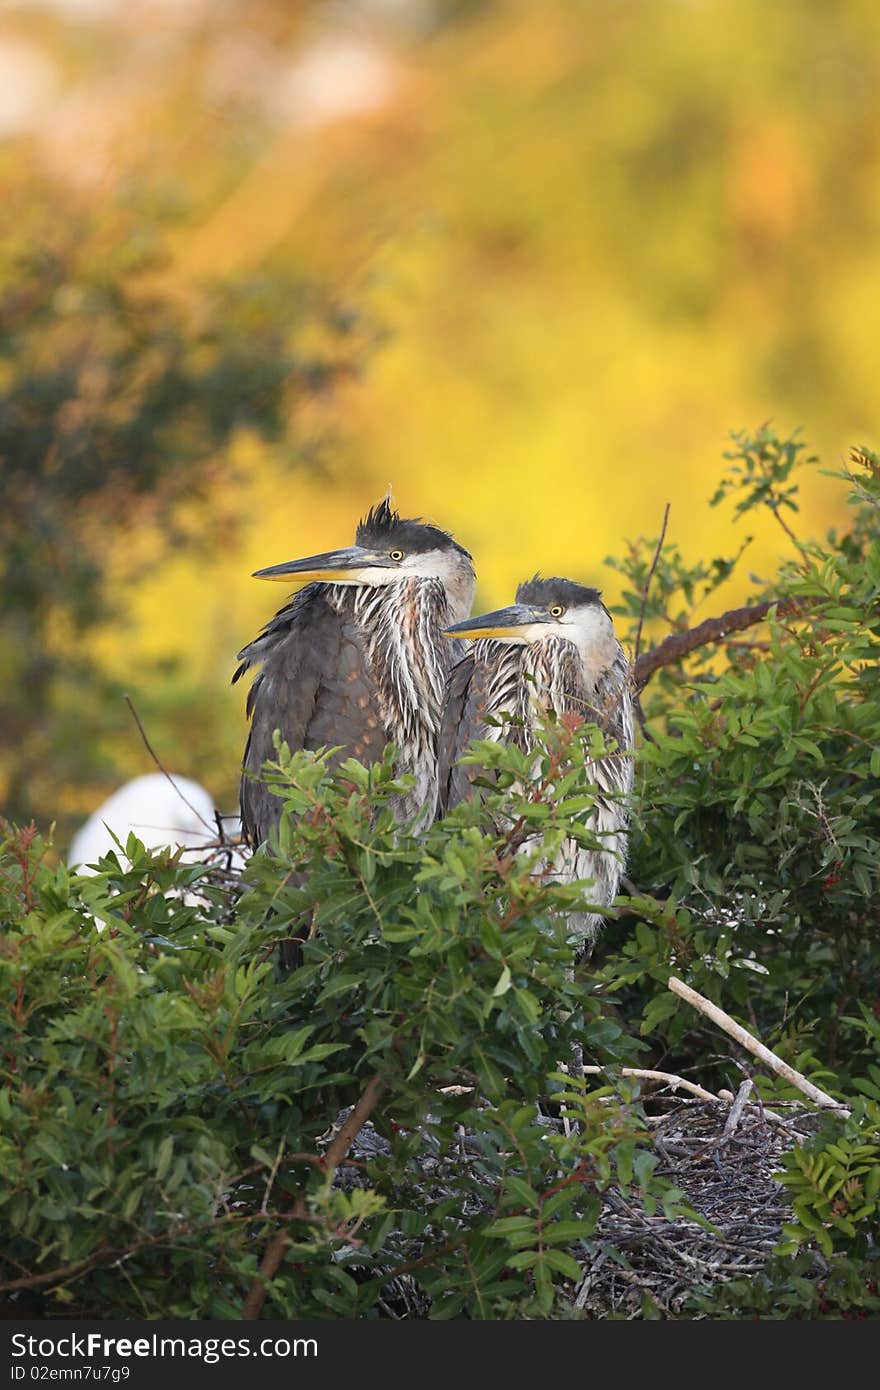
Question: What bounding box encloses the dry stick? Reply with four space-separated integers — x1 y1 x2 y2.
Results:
633 502 671 664
720 1078 754 1142
668 977 851 1117
630 503 671 744
578 1066 720 1104
123 694 217 836
241 1075 387 1321
633 595 813 691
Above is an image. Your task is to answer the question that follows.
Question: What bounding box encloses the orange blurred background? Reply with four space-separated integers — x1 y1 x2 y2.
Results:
2 0 878 836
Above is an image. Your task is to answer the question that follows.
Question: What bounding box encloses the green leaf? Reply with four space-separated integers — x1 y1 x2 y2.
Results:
492 965 512 997
542 1249 583 1281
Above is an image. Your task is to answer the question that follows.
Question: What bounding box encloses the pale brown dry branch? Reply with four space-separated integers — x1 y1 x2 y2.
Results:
578 1066 720 1104
720 1079 754 1142
668 976 850 1116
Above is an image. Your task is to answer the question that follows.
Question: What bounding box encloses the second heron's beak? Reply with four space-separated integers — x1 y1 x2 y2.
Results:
444 604 550 641
253 546 384 586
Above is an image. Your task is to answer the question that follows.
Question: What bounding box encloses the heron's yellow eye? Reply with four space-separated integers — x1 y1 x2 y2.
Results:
549 605 565 618
389 549 404 562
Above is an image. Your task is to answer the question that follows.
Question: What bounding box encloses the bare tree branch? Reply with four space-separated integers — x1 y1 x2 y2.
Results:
633 595 814 691
574 1065 721 1103
668 976 850 1116
633 502 671 663
123 694 217 835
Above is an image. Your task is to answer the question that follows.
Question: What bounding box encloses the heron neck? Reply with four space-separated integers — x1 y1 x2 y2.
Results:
346 577 455 728
478 636 598 730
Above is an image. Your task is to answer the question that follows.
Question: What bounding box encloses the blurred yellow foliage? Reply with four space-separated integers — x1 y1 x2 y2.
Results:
3 0 879 826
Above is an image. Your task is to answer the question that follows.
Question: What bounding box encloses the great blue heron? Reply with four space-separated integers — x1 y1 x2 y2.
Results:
234 499 476 849
438 577 634 945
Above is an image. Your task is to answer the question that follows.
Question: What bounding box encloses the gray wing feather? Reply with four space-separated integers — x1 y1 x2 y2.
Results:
589 649 634 792
436 653 474 816
436 652 498 815
236 586 386 846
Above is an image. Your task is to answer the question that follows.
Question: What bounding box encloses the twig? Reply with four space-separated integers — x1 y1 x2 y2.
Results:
720 1079 753 1142
321 1075 387 1170
241 1074 387 1320
667 977 850 1116
240 1200 309 1321
260 1140 287 1216
633 595 814 691
0 1205 312 1296
123 694 216 835
766 490 810 564
575 1066 721 1104
633 503 671 663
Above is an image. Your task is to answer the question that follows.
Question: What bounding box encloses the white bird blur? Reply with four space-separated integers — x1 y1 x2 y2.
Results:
67 773 244 875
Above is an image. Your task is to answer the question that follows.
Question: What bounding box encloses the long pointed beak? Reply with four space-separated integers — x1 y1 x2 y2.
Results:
253 546 381 585
444 603 548 641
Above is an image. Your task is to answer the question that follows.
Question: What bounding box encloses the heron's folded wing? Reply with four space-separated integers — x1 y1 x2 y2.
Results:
585 647 635 798
437 650 504 816
236 587 386 846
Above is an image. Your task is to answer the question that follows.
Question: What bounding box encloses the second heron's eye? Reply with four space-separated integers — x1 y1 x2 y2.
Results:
389 549 404 562
549 605 565 617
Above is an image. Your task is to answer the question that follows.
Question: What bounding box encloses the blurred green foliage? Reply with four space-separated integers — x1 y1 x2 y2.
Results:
0 180 365 835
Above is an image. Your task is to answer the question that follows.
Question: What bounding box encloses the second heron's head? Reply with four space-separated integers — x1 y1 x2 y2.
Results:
445 577 619 668
253 499 475 615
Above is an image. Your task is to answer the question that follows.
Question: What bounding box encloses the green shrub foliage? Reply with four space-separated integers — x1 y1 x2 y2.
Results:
1 723 680 1319
600 431 880 1093
2 428 879 1318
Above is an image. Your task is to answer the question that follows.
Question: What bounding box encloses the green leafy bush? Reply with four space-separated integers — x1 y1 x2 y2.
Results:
4 426 880 1318
599 430 880 1094
1 722 679 1320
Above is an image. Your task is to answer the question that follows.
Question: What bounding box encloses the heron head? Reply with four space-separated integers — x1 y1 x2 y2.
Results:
253 499 475 614
445 577 618 665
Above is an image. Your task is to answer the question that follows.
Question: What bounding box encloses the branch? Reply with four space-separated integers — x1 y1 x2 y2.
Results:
633 595 813 690
633 502 670 663
241 1074 387 1321
0 1202 309 1296
240 1201 308 1322
0 1251 111 1296
576 1065 720 1104
123 695 216 835
668 976 850 1116
322 1075 387 1170
720 1078 754 1141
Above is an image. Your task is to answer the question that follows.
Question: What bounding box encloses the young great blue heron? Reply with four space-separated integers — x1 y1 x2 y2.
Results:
234 499 476 848
438 577 634 945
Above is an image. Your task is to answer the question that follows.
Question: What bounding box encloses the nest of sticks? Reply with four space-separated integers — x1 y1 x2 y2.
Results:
331 972 849 1319
334 1086 828 1319
570 1091 823 1316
